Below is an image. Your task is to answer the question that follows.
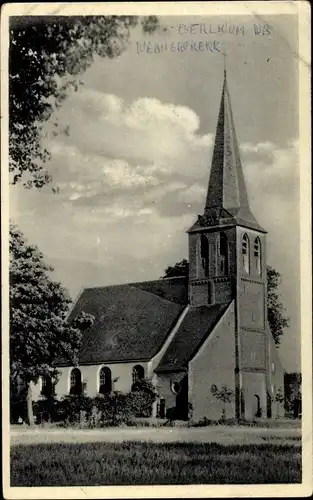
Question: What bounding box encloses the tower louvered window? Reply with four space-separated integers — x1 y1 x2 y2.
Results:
242 233 250 274
200 234 209 277
254 237 261 276
219 233 228 275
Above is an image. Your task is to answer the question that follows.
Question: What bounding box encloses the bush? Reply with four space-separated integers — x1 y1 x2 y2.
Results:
94 392 133 426
126 391 154 418
58 394 94 424
33 396 61 423
10 397 27 424
192 416 215 427
22 387 156 427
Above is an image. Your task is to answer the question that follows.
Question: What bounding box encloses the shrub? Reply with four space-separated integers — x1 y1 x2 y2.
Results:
11 398 27 424
130 378 157 418
58 394 94 424
192 416 215 427
33 396 60 423
126 391 154 418
10 380 28 423
94 392 133 426
211 385 235 421
22 385 156 427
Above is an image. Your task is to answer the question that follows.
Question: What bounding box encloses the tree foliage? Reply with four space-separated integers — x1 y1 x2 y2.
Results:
9 15 158 188
162 260 289 345
211 384 235 420
266 266 290 345
9 223 94 423
131 378 158 397
284 372 302 415
163 259 189 279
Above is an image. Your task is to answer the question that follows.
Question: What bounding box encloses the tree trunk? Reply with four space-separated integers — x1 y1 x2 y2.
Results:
26 381 35 426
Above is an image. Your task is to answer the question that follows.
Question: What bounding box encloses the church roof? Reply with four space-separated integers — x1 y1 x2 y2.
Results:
56 277 188 366
188 68 265 234
155 301 231 373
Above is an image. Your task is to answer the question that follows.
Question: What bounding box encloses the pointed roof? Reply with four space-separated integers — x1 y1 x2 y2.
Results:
188 66 265 233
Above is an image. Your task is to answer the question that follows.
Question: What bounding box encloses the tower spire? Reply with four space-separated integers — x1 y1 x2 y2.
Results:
223 50 227 80
202 64 264 231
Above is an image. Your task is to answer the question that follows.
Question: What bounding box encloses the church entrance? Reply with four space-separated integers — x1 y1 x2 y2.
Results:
175 375 189 420
158 398 166 419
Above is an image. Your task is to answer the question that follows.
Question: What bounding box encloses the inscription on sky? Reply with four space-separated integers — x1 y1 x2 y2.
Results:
136 40 221 55
136 23 272 55
176 23 272 36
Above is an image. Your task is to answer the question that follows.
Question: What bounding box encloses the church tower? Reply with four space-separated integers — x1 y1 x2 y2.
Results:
187 66 271 420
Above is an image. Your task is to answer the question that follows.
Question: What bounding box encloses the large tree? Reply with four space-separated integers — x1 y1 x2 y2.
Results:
10 224 94 425
9 15 158 188
284 372 302 417
266 266 290 345
162 260 289 346
9 14 159 424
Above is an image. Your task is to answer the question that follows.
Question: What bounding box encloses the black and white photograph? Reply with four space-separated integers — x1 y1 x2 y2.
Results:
2 2 311 498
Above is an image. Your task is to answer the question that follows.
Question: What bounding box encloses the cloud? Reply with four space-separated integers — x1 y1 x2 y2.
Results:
41 88 213 215
33 88 300 273
241 139 299 205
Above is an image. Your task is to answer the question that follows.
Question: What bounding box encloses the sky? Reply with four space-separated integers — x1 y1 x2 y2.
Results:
10 13 301 372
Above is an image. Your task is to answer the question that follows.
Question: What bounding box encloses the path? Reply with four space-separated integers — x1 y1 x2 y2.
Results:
11 425 301 446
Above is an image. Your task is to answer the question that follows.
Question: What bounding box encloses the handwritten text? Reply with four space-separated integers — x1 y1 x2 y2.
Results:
136 40 221 55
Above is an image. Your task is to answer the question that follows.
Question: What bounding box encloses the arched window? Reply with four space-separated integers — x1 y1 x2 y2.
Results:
99 366 112 395
41 375 54 397
242 233 250 274
200 234 209 277
70 368 82 395
219 232 228 275
132 365 145 385
254 237 261 276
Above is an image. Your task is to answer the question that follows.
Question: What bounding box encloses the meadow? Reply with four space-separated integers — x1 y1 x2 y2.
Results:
10 440 301 486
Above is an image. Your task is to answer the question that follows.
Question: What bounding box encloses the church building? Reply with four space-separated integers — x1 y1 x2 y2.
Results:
33 69 285 421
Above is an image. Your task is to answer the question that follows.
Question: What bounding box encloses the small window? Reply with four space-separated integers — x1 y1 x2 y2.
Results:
70 368 82 395
171 381 181 395
132 365 145 385
254 237 261 276
271 362 275 374
99 366 112 395
242 234 250 274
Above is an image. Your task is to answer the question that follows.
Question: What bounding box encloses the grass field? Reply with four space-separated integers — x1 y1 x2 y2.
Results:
10 441 301 486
